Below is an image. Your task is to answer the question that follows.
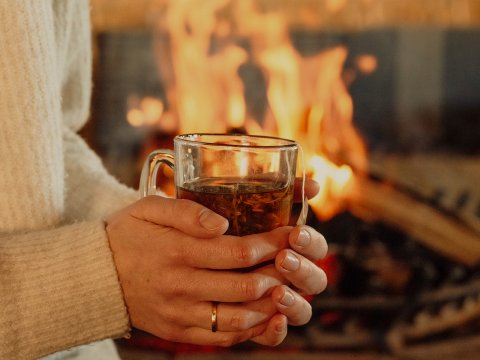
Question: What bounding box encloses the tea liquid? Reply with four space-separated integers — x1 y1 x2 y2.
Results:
177 177 294 236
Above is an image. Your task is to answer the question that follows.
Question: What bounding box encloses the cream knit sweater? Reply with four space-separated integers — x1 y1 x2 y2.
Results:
0 1 137 358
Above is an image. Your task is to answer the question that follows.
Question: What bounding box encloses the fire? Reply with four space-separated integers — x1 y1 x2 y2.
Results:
326 0 348 13
127 96 166 128
356 54 378 75
130 0 371 221
231 4 367 219
228 93 246 129
308 155 354 219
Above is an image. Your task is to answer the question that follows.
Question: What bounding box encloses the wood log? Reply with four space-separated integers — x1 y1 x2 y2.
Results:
369 154 480 235
345 176 480 266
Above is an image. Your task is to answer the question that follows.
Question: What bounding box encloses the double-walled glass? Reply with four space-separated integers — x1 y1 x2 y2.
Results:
140 133 298 236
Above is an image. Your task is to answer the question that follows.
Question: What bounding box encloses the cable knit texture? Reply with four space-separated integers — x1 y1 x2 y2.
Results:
0 1 137 358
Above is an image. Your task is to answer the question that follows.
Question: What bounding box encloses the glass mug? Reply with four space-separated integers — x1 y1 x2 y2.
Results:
140 133 298 236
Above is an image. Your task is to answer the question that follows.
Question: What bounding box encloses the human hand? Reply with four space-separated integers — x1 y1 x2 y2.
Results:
293 177 320 202
270 178 328 325
272 225 328 325
105 196 312 347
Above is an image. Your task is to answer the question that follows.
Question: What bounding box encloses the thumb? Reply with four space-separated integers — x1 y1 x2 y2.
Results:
133 195 229 238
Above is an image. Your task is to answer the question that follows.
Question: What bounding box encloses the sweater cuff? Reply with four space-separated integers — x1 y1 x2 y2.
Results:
0 221 130 359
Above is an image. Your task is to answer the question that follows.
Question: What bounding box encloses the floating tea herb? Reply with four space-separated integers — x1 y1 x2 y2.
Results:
177 177 294 236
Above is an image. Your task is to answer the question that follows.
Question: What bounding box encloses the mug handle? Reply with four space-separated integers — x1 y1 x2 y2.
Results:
139 149 175 197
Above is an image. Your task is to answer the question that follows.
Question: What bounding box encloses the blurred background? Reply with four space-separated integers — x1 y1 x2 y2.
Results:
85 0 480 359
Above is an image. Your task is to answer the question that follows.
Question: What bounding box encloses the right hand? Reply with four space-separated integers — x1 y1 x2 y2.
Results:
106 196 297 347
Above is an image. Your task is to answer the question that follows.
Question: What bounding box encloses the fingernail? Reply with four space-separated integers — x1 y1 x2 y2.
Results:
280 289 295 306
199 209 227 231
296 229 311 247
281 251 300 271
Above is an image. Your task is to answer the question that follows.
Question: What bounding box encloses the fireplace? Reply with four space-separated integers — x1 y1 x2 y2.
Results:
87 0 480 358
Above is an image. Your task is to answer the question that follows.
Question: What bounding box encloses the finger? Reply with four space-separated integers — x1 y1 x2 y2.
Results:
288 225 328 262
132 196 229 238
183 226 292 269
183 297 276 332
176 265 288 302
275 249 327 295
216 298 275 332
163 312 287 347
293 177 319 202
177 321 269 347
272 285 312 326
250 313 288 346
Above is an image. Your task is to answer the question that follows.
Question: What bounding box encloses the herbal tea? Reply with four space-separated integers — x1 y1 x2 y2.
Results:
177 177 294 236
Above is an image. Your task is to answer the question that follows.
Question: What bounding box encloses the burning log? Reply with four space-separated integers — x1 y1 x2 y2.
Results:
345 175 480 267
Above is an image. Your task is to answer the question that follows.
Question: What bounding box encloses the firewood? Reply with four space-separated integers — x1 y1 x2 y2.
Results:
369 154 480 235
345 176 480 266
386 293 480 354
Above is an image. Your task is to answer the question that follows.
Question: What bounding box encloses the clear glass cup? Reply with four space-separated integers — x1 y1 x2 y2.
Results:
140 133 298 236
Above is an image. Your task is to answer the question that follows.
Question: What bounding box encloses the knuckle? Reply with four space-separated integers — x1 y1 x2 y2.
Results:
239 275 266 300
230 312 251 331
172 198 193 216
168 244 187 263
161 272 188 298
174 199 211 228
170 284 188 298
231 243 257 267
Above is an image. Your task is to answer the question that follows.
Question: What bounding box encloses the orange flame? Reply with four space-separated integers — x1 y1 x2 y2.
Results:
237 7 367 219
356 54 378 75
135 0 371 220
126 96 164 127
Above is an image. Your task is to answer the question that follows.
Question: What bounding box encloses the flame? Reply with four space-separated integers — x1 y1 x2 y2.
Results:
242 8 367 219
228 93 246 129
326 0 348 13
127 109 144 127
308 155 354 219
356 54 378 75
138 0 371 220
126 96 164 127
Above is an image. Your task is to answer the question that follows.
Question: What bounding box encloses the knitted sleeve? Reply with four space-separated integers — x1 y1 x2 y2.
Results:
63 127 138 222
0 2 130 358
0 223 130 359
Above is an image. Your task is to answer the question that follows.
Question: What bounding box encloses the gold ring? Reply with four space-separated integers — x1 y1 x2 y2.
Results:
211 302 218 332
